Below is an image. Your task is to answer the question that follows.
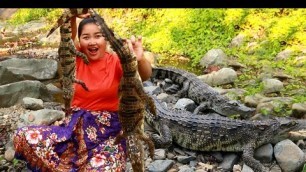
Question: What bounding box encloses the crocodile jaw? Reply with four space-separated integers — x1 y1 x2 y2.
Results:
213 99 256 118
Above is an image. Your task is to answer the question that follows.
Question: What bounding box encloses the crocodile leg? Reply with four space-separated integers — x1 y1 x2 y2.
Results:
136 127 155 159
242 141 267 172
143 92 157 116
68 39 89 64
192 102 210 115
176 80 191 98
151 123 172 148
73 78 89 91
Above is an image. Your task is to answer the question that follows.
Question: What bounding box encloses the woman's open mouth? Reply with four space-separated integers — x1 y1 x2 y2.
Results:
88 47 98 56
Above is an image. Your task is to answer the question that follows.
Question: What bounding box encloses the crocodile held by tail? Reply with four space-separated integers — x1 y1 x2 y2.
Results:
145 94 306 172
47 8 90 115
88 9 156 172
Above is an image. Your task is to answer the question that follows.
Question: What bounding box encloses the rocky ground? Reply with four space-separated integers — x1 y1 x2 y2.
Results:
0 77 306 172
0 99 303 172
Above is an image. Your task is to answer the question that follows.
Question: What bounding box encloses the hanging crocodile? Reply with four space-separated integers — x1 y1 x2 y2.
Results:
145 94 306 172
151 66 255 119
46 8 90 115
88 9 157 172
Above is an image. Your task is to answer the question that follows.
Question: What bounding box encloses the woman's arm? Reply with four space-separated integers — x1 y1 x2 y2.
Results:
70 16 79 49
138 56 152 81
126 35 152 81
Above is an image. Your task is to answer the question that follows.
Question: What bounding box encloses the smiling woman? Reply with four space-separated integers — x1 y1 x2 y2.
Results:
13 9 153 172
78 21 107 61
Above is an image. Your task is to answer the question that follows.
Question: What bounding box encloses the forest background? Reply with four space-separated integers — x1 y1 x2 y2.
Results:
6 8 306 105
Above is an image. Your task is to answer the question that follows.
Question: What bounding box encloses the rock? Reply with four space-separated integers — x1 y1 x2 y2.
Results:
174 98 196 112
275 49 292 61
154 149 167 160
229 34 245 48
244 94 265 107
0 80 52 107
256 99 290 116
4 148 15 162
147 160 175 172
198 68 237 86
0 57 58 80
0 8 18 20
254 143 273 163
12 18 46 34
294 56 306 67
262 78 284 94
274 139 305 172
0 66 25 85
39 27 60 47
291 103 306 118
20 109 65 125
199 49 227 68
219 153 239 171
21 97 43 110
272 72 294 81
227 61 246 71
144 86 161 95
176 155 196 164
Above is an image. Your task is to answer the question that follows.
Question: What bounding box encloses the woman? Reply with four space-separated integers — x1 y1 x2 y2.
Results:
13 13 152 172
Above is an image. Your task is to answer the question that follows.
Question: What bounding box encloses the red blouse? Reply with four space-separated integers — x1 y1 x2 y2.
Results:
71 52 123 111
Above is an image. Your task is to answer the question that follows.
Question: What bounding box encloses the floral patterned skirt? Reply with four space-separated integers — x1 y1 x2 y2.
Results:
13 109 127 172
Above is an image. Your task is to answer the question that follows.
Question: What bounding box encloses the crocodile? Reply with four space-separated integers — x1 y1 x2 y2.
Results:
46 8 90 115
145 94 306 172
88 9 156 172
150 66 255 119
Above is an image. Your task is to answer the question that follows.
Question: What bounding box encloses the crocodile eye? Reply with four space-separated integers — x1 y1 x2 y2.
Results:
290 121 297 126
230 101 238 106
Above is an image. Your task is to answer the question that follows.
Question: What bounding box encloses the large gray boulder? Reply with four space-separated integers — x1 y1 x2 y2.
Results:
0 57 58 80
0 65 25 85
0 80 52 107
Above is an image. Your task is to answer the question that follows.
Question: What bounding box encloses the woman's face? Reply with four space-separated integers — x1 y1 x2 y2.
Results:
79 23 107 61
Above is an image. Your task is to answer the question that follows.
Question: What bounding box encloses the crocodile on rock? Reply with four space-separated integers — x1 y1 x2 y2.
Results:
150 66 255 119
145 94 306 172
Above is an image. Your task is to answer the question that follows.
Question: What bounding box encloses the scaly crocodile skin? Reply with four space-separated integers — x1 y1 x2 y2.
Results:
151 66 256 119
145 94 306 172
89 9 156 172
47 8 90 115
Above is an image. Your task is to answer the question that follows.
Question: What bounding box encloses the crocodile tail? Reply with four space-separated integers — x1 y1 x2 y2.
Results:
126 134 145 172
145 95 157 116
46 9 71 38
46 8 90 38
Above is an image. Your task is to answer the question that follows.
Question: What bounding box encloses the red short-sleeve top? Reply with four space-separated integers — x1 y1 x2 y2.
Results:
71 52 123 111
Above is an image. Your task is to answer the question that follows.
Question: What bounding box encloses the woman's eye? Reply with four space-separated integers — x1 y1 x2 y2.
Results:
96 35 102 38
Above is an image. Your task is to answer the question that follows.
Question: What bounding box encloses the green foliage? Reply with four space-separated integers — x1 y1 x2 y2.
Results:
303 163 306 172
45 8 64 25
8 8 54 25
7 8 306 104
260 108 270 116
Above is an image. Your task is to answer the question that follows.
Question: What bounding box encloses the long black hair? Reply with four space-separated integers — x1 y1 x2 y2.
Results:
78 17 97 39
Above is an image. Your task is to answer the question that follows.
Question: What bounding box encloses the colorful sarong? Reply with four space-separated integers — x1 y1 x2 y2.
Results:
13 109 127 172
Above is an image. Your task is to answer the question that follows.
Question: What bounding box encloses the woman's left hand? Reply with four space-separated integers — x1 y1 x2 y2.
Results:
126 35 144 62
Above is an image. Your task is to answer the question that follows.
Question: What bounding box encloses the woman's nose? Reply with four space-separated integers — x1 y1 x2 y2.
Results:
88 40 96 45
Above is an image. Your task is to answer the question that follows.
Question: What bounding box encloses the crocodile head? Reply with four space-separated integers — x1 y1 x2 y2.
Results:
213 99 256 119
271 118 306 144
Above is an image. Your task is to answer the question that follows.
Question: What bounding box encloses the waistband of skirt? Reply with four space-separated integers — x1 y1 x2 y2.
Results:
71 106 118 116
